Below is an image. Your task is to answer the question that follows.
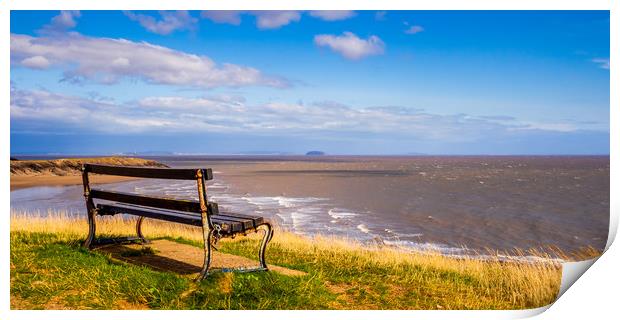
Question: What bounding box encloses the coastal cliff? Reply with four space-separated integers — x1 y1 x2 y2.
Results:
10 157 168 176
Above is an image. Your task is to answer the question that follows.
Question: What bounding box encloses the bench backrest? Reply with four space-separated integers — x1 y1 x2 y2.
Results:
84 163 213 180
81 164 218 226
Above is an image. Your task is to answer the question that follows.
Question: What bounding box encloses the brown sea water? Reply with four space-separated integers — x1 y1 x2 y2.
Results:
11 155 609 258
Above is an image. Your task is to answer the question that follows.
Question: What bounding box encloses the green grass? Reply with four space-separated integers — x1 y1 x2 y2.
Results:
10 232 335 310
10 230 562 310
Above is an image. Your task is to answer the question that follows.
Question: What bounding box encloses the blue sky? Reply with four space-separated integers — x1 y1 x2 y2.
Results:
10 10 609 155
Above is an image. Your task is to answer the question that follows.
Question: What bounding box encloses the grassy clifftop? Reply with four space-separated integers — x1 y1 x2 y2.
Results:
10 157 168 176
10 212 566 310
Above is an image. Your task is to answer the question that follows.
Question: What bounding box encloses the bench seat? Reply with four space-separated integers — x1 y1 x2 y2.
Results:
96 202 264 235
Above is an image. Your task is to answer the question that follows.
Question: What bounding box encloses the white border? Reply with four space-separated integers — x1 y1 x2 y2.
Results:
2 1 616 319
2 0 614 10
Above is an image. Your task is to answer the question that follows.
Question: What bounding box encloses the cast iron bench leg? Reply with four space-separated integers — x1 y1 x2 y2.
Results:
197 226 214 281
135 216 150 244
83 208 97 249
258 223 274 269
83 213 150 248
196 223 273 279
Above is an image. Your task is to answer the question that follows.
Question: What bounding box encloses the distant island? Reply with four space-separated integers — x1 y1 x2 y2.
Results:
305 151 325 156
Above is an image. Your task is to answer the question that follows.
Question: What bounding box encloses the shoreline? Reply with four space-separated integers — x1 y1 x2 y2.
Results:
9 167 602 262
10 156 163 191
10 175 139 191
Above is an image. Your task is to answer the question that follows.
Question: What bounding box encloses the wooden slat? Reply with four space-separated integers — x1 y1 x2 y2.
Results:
212 217 244 233
96 203 254 234
97 203 203 226
211 215 253 230
93 189 220 215
84 164 213 180
117 202 252 233
115 202 201 216
91 189 203 214
218 212 264 229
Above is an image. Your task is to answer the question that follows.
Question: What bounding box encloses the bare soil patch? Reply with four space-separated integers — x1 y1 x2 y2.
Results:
98 239 306 277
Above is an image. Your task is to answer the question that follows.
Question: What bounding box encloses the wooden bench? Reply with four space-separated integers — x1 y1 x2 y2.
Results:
81 163 274 280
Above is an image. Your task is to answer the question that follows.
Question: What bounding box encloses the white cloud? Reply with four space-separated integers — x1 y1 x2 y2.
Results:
253 11 301 29
138 96 246 113
592 58 609 70
51 11 80 29
13 87 559 142
519 122 577 133
11 89 178 133
200 11 242 25
124 11 197 35
39 11 81 34
20 56 50 69
314 32 385 60
201 11 355 29
200 11 301 29
404 25 424 34
309 11 356 21
11 33 289 88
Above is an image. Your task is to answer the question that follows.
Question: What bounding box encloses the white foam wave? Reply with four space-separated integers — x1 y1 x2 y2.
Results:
290 211 310 230
328 208 358 219
383 239 468 255
389 232 423 238
357 224 370 233
241 196 280 207
208 182 228 190
241 196 326 209
381 240 564 263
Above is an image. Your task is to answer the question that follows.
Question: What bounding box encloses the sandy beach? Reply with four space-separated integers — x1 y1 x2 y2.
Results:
10 175 139 191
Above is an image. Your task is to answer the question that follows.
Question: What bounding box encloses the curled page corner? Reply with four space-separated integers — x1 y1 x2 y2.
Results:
605 209 618 251
509 305 552 319
557 257 599 299
512 258 599 319
553 213 616 302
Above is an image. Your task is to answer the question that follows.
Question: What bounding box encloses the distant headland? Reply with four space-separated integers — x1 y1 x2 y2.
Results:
305 151 325 156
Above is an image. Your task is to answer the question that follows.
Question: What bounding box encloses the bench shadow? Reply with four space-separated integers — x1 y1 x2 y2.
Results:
97 245 201 275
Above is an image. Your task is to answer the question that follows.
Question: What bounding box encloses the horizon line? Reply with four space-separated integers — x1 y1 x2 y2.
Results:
10 153 611 158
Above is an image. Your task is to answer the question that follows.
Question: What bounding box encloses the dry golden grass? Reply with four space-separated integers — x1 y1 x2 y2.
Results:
11 210 200 240
9 209 596 262
10 209 572 309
